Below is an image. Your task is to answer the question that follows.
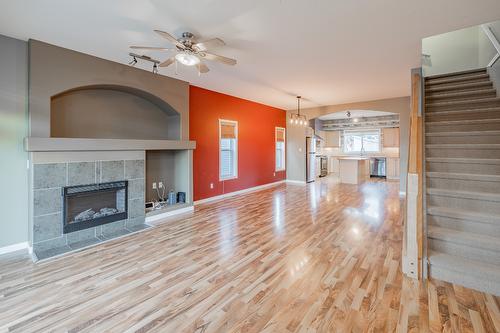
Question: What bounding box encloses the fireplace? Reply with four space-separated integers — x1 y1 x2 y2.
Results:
63 181 128 233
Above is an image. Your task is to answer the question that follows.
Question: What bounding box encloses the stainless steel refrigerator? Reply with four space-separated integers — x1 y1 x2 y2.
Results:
306 137 316 183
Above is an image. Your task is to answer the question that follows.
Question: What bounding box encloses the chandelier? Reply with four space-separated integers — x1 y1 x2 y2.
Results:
290 96 307 126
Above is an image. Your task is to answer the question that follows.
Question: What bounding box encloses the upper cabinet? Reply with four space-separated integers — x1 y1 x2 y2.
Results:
382 128 400 148
324 131 340 147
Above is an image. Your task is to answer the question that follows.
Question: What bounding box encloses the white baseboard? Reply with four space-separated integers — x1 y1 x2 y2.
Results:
194 180 285 205
145 206 194 223
0 241 29 255
285 179 306 185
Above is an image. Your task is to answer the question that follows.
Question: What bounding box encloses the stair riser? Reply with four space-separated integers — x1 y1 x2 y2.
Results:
427 123 500 132
426 162 500 175
425 82 493 94
427 178 500 194
428 195 500 215
429 265 500 296
426 101 500 112
426 135 500 144
428 215 500 237
426 91 497 102
426 148 500 159
429 239 500 265
426 110 500 121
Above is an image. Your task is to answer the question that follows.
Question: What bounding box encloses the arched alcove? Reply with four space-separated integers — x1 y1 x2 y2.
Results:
50 85 180 140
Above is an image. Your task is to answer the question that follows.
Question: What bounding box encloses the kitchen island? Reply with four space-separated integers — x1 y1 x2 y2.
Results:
338 157 370 184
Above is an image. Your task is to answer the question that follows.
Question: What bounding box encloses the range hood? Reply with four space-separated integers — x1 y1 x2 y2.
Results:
308 118 324 141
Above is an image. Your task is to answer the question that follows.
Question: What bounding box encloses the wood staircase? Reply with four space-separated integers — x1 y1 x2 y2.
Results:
425 68 500 296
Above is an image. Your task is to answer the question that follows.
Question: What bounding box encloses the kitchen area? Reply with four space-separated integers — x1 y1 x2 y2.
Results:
306 111 400 184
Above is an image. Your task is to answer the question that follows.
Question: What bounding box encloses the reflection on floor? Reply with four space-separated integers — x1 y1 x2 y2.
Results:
0 178 499 332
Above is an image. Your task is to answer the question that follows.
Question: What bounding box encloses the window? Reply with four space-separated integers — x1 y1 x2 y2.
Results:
343 130 381 154
275 127 286 171
219 119 238 180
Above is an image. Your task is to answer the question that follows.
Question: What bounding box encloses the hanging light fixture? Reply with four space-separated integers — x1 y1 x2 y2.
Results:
290 96 307 126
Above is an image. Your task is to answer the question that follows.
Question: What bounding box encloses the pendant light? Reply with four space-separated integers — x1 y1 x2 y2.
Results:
290 96 307 126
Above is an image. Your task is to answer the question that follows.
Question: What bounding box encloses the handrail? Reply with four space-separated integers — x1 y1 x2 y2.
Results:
481 24 500 67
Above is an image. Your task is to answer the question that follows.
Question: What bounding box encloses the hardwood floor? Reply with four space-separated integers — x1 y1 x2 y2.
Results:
0 177 499 332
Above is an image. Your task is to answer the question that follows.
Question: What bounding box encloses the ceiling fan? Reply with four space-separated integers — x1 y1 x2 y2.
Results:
130 30 237 74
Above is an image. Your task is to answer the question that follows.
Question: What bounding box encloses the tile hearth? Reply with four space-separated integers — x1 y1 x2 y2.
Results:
32 159 148 260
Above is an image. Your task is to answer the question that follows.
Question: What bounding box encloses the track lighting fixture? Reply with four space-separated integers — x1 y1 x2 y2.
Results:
127 53 160 74
128 56 138 66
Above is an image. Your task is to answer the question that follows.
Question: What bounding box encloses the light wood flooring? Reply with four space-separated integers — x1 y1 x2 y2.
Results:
0 177 499 332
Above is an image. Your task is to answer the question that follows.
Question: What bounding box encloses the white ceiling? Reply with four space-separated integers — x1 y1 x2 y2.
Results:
1 0 499 110
319 110 395 120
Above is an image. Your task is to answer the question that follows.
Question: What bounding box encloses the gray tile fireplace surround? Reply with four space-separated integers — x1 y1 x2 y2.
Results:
32 159 148 260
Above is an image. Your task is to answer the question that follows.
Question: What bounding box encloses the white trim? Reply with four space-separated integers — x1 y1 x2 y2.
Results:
0 242 29 255
275 127 286 172
285 179 307 185
194 180 285 205
145 206 194 223
219 119 238 181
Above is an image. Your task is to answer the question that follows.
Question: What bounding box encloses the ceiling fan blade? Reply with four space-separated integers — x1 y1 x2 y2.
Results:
159 57 175 67
201 52 237 66
130 46 171 51
193 38 225 51
198 62 210 73
154 30 185 48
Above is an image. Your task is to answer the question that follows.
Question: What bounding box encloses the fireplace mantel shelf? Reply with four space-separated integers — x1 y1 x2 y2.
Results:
25 137 196 152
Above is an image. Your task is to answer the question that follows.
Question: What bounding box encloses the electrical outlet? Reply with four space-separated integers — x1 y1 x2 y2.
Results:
273 172 276 177
158 182 164 188
152 182 157 190
210 183 214 189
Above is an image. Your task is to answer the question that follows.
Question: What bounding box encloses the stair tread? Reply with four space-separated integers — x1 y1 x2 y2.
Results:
426 118 500 125
426 74 490 86
427 171 500 182
425 81 492 93
426 143 500 149
427 187 500 202
426 157 500 164
428 226 500 252
426 97 500 107
428 251 500 281
425 68 487 80
425 106 500 116
426 88 496 99
428 206 500 224
426 130 500 137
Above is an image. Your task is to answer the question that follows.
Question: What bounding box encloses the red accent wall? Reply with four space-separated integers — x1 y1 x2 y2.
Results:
189 86 286 201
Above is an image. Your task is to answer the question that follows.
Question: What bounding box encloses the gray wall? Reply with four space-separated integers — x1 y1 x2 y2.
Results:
51 88 180 140
145 150 192 204
286 96 411 193
0 35 29 247
29 40 190 140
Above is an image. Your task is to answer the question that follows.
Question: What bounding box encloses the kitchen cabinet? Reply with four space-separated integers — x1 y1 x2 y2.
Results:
383 128 400 147
324 131 340 147
386 157 400 180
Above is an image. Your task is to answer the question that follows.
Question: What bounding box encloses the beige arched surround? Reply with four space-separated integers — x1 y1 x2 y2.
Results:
286 96 410 192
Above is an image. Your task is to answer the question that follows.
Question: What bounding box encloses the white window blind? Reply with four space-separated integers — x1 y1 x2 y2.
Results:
219 120 238 180
343 130 381 153
275 127 285 171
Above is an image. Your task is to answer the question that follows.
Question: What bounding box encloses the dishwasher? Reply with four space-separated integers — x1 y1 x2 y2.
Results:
370 157 386 178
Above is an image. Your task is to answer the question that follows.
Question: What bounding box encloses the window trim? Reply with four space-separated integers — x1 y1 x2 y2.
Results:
275 127 286 172
219 119 238 181
342 129 381 154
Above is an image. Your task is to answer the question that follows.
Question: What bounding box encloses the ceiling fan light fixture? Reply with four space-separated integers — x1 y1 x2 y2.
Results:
175 52 199 66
